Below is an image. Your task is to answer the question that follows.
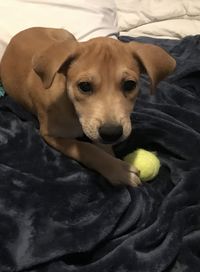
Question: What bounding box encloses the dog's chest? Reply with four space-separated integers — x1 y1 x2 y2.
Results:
43 91 84 138
48 117 83 138
45 107 83 138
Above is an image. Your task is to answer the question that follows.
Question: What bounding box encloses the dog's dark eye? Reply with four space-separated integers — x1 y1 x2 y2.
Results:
122 80 137 92
78 82 93 94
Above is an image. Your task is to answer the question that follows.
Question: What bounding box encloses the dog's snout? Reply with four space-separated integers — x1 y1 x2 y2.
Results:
99 124 123 143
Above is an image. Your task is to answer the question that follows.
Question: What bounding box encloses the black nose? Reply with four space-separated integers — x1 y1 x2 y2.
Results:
99 124 123 143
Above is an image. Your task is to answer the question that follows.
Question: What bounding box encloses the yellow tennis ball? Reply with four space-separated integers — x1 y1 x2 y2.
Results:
124 149 160 182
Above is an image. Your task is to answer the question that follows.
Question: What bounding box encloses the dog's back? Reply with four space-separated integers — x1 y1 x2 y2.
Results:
0 27 75 111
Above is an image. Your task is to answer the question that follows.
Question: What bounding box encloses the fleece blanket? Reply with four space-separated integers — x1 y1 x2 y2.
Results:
0 35 200 272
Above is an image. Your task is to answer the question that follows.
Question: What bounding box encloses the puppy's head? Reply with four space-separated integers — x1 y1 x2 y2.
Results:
33 35 176 144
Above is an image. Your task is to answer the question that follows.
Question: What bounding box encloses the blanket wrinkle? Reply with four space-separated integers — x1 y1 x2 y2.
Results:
0 35 200 272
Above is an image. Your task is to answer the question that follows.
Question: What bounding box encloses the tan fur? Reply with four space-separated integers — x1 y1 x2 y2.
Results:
0 27 176 186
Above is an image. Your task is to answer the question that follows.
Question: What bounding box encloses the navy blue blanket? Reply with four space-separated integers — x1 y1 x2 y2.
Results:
0 36 200 272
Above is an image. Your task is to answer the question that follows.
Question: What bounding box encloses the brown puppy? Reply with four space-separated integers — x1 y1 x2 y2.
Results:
0 27 176 186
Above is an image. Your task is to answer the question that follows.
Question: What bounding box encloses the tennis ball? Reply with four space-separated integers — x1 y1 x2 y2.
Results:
124 149 160 182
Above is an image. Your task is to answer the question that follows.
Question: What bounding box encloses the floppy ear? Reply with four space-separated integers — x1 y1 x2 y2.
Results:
128 42 176 93
32 38 78 89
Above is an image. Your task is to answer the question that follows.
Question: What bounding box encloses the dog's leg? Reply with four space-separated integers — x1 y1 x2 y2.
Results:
42 135 141 187
95 143 114 156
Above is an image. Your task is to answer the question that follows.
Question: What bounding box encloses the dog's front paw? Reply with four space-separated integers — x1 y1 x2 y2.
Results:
104 159 141 187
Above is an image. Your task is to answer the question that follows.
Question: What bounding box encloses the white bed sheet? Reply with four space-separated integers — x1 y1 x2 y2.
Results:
116 0 200 39
0 0 118 59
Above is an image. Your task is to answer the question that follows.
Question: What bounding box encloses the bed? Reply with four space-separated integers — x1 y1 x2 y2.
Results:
0 1 200 271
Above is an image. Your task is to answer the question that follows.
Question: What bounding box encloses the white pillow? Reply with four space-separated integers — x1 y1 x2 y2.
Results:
116 0 200 39
0 0 118 59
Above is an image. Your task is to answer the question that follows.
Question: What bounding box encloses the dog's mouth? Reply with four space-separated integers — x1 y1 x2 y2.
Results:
80 133 123 145
99 138 123 145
